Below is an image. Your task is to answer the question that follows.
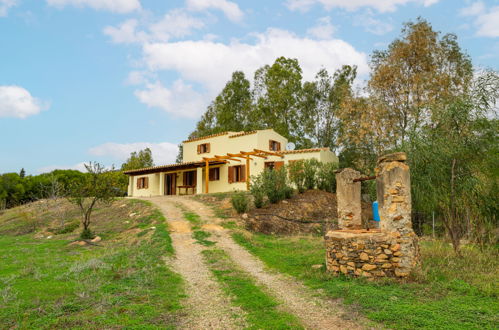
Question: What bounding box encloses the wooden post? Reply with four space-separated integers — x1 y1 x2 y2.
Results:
205 160 209 194
246 157 250 191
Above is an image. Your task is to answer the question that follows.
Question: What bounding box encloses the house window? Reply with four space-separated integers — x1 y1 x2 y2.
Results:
269 140 281 151
228 165 246 183
137 177 148 189
209 167 220 181
183 171 197 186
197 143 210 154
264 161 284 171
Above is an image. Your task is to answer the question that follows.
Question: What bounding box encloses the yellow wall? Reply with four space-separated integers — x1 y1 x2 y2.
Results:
127 129 338 197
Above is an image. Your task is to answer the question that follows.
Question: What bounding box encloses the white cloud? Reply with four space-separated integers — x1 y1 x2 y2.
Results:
134 79 208 118
103 9 205 44
0 0 16 16
186 0 244 22
460 2 499 38
38 162 88 173
142 28 369 95
46 0 141 13
354 10 393 35
89 141 179 165
286 0 439 13
460 1 485 16
307 16 335 39
0 85 47 119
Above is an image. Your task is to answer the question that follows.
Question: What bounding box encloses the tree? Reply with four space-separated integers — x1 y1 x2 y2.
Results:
253 57 305 146
67 162 121 239
368 18 473 146
19 168 25 178
121 148 154 171
302 66 357 152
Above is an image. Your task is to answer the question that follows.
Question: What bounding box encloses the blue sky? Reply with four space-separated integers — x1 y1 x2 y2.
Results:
1 0 498 175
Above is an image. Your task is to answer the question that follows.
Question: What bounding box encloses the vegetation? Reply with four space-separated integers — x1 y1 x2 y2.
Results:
0 199 184 328
233 232 499 329
121 147 154 171
187 18 498 254
231 191 249 214
202 248 303 329
67 162 123 239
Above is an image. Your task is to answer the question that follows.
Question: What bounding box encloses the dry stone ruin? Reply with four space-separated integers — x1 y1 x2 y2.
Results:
325 152 420 278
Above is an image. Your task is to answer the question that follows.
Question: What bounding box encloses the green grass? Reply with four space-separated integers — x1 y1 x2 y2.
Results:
0 200 184 328
202 249 303 329
232 232 499 330
178 206 203 229
192 230 217 246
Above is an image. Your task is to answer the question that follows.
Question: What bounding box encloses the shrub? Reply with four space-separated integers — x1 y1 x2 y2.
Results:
288 160 306 193
80 228 95 240
231 191 249 214
316 162 338 193
250 175 265 208
303 159 319 190
261 167 291 204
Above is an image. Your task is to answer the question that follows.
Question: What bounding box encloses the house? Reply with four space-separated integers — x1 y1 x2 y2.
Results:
124 129 338 197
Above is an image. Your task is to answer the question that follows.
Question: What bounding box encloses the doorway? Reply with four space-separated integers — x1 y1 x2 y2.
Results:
165 173 176 195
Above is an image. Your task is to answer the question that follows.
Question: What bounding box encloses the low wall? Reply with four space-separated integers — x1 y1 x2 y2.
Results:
325 229 419 278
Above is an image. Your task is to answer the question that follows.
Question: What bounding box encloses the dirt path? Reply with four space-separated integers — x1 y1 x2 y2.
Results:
173 196 366 330
143 196 246 330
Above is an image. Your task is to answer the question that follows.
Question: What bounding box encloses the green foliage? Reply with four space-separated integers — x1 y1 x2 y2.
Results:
231 191 249 214
192 230 216 246
303 159 319 189
120 147 154 171
288 160 307 193
249 174 265 208
316 162 338 193
232 232 499 329
79 228 94 239
261 167 292 204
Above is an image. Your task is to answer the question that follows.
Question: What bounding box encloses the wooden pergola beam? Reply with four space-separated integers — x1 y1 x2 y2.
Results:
240 151 267 159
214 155 241 162
227 153 253 160
253 148 284 158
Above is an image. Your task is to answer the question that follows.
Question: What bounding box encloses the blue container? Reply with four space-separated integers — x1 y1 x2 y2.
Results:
372 201 380 222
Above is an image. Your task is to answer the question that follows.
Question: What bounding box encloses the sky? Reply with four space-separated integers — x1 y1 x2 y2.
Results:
1 0 498 175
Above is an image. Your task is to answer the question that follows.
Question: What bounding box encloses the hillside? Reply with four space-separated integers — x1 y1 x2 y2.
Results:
0 198 184 328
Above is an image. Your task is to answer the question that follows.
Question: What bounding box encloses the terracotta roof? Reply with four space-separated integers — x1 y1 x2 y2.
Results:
182 132 230 143
282 147 330 154
228 130 258 138
123 160 225 175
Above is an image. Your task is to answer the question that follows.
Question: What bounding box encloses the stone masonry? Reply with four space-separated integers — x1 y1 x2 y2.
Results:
335 168 362 229
326 152 420 278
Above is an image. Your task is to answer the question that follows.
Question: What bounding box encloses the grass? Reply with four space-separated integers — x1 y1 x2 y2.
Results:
202 248 303 329
192 230 217 246
0 199 184 328
232 232 499 330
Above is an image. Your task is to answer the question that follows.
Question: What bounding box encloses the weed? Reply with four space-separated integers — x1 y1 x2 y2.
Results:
231 191 249 214
192 230 216 246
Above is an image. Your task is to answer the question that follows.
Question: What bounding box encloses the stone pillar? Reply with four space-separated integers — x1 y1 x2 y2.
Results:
336 168 362 229
375 152 412 234
196 167 203 194
375 152 419 276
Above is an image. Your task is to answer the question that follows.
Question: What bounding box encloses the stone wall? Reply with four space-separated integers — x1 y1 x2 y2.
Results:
325 230 419 278
335 168 362 229
326 152 420 278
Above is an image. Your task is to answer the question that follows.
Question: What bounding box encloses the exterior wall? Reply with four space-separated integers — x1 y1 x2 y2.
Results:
130 173 160 197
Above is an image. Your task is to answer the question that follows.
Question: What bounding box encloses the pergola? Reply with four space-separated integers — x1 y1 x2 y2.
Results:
202 149 284 193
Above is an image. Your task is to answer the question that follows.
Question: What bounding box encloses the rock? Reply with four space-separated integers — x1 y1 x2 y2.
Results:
340 265 348 274
393 251 403 257
377 152 407 164
241 213 248 219
91 236 101 243
282 200 288 204
47 236 52 239
395 269 409 277
335 252 344 259
331 266 340 272
381 263 392 269
362 264 377 271
119 204 127 208
129 212 137 218
360 252 369 261
150 226 156 230
354 268 363 276
124 220 130 224
384 249 393 255
311 264 323 269
391 257 401 263
347 262 355 267
361 271 372 277
70 240 87 246
391 244 401 251
377 253 388 259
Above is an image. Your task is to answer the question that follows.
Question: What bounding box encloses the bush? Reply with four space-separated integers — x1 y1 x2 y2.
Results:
303 159 319 190
288 160 306 193
80 228 94 240
250 175 265 208
316 162 338 193
231 191 249 214
261 167 291 204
